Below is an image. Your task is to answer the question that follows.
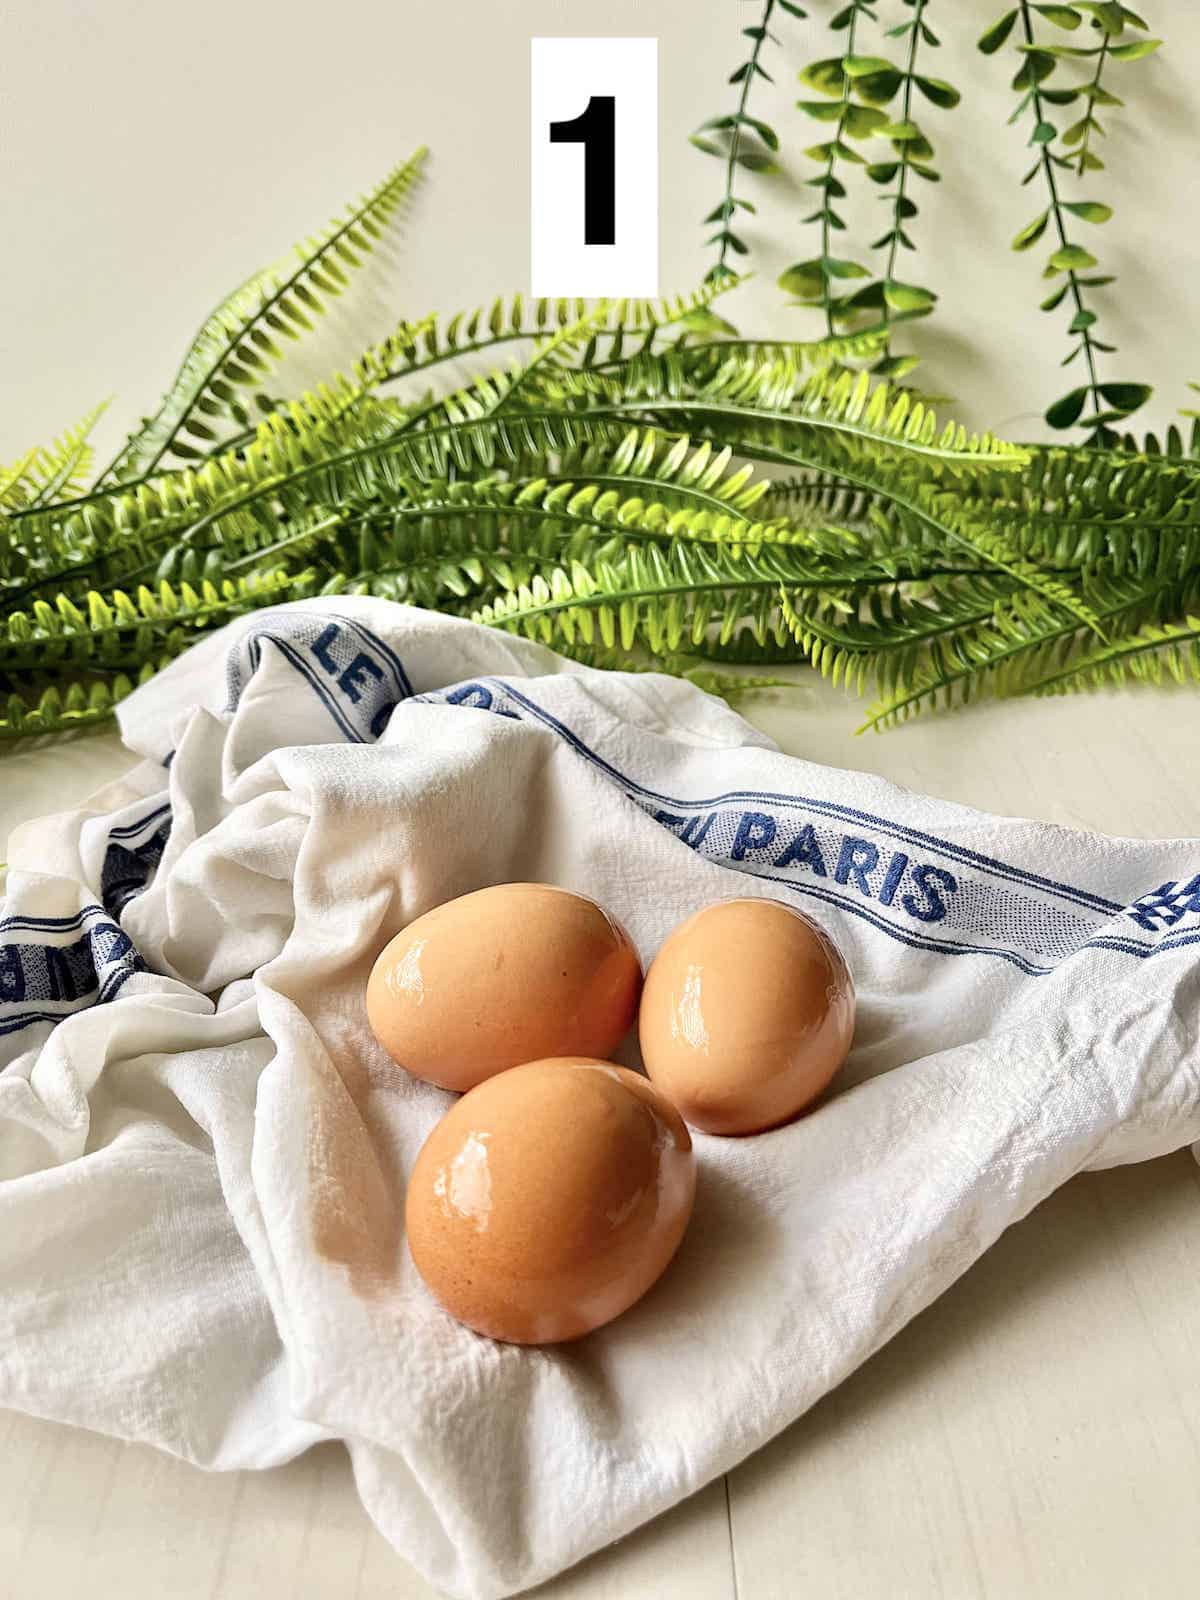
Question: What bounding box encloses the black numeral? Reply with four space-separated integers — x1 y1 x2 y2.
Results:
549 95 616 245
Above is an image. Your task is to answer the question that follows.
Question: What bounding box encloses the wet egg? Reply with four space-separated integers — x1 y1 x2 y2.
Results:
366 884 642 1092
638 897 855 1136
405 1057 696 1344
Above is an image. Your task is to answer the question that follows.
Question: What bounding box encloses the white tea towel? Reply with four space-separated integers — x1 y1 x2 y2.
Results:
2 597 1199 1599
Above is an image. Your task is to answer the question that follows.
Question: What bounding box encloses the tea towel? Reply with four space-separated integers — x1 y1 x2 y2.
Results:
2 597 1198 1598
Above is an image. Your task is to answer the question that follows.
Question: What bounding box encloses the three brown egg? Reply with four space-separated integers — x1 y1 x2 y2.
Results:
366 883 855 1345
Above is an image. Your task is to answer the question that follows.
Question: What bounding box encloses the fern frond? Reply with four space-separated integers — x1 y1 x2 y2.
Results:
561 427 774 518
103 148 426 481
762 473 881 526
0 566 312 674
607 364 1029 467
781 574 1025 695
1 385 390 602
369 467 794 554
690 412 1096 636
8 403 109 513
680 326 890 368
372 279 743 390
672 662 793 700
1029 617 1200 696
0 449 43 512
856 571 1198 731
913 484 1105 638
564 327 891 401
0 655 174 742
472 538 961 656
283 468 814 611
955 447 1200 578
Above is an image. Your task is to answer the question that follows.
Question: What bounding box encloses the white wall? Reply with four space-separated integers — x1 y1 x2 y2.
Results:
2 0 1193 462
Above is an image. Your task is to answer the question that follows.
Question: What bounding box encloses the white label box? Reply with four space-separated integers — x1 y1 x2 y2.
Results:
530 37 659 298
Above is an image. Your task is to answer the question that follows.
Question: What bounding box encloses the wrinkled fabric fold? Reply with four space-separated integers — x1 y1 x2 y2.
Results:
2 598 1198 1599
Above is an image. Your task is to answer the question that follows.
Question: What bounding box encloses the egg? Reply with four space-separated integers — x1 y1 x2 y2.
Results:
639 897 855 1136
366 884 642 1092
405 1057 696 1343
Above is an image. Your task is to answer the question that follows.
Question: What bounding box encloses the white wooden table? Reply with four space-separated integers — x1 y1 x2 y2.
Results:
3 676 1199 1600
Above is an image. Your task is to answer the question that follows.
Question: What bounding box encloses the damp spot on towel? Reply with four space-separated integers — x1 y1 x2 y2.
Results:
308 1049 402 1297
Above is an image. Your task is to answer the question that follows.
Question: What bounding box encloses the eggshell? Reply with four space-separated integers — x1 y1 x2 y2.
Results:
405 1057 696 1344
639 897 855 1136
366 884 642 1092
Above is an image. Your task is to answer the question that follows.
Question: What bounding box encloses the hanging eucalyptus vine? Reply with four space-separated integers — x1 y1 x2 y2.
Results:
777 0 959 382
703 0 1163 434
979 1 1160 443
691 0 810 285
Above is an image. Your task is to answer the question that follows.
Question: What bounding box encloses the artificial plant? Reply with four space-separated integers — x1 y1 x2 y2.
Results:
692 0 810 284
3 149 1200 750
981 0 1159 442
702 1 1163 432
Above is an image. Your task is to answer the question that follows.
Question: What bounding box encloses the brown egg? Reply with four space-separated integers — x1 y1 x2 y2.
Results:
405 1058 696 1344
639 897 855 1137
366 884 642 1092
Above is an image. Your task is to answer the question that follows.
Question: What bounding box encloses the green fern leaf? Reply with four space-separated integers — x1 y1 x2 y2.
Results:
0 566 312 673
0 655 173 741
103 149 426 481
472 538 938 656
857 571 1196 730
2 403 110 516
0 449 42 512
1029 616 1200 695
370 280 745 392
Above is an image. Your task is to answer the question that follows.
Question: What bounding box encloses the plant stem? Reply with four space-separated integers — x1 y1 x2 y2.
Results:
821 3 863 335
881 0 925 326
714 0 778 281
1074 32 1111 178
1017 0 1104 439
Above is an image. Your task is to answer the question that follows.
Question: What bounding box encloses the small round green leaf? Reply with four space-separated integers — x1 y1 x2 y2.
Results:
823 256 872 280
1110 38 1162 61
855 69 905 106
1062 200 1113 223
777 261 826 299
798 99 845 123
844 104 890 138
914 75 961 109
1035 5 1083 30
883 280 937 312
1045 387 1089 428
843 55 896 78
1013 50 1057 89
799 58 845 98
738 114 781 150
841 281 887 310
1049 244 1099 271
1098 381 1153 412
978 9 1018 53
1012 210 1050 250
